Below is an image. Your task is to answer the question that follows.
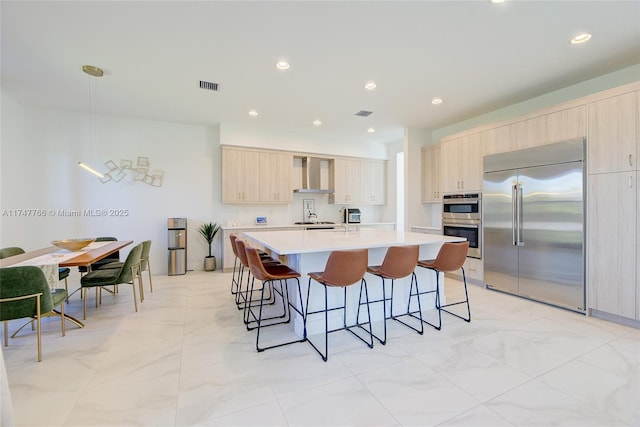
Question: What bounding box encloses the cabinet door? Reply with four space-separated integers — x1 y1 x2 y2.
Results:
221 148 260 203
259 152 292 203
440 139 460 194
363 159 386 204
459 133 484 192
588 91 638 174
421 145 441 202
484 125 512 156
332 158 359 204
587 172 636 318
545 105 587 145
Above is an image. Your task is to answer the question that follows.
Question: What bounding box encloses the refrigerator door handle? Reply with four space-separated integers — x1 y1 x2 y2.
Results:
512 183 518 246
517 183 524 246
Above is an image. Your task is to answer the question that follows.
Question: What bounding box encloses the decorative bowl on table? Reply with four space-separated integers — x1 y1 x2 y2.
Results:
51 238 96 251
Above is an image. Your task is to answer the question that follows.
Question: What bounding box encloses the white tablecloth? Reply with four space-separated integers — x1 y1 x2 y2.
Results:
10 241 112 290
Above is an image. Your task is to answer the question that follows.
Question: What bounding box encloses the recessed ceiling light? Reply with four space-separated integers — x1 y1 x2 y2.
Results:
570 33 592 44
248 110 258 117
276 61 290 70
490 0 506 3
364 81 377 90
432 98 443 105
367 127 375 133
313 120 322 126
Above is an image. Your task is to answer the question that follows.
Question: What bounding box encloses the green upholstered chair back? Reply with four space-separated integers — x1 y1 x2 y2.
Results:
0 266 54 321
0 247 25 259
140 240 151 271
116 243 143 284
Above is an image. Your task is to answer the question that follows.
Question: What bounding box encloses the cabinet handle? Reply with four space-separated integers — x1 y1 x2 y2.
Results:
630 176 633 188
630 154 633 167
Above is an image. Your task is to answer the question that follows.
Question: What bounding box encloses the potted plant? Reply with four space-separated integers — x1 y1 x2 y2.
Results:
198 222 221 271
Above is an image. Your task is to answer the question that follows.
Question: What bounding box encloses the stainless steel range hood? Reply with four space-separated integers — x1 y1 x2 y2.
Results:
294 157 334 194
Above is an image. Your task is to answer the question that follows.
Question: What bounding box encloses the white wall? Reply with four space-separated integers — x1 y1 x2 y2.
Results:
220 123 388 159
0 95 391 274
1 93 219 274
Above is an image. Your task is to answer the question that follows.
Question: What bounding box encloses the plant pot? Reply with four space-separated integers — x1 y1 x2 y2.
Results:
204 256 216 271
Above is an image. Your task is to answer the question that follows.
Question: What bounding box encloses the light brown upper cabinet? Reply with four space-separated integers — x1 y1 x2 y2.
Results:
421 145 441 202
484 105 586 156
221 147 261 203
330 157 386 205
588 91 638 174
259 151 293 203
221 147 292 204
440 132 484 194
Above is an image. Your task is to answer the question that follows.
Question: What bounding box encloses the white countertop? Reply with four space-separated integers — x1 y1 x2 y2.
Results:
222 222 395 231
242 228 464 255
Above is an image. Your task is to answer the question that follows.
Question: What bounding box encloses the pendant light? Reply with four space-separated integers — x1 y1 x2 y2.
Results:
78 65 104 178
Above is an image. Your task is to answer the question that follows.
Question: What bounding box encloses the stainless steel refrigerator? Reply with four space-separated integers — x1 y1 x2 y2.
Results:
168 218 187 275
483 139 585 312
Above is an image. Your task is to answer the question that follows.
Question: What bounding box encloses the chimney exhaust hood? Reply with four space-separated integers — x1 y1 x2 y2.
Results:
294 157 334 194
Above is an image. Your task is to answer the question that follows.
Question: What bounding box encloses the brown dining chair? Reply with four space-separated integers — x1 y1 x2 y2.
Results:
414 241 471 330
244 246 305 352
305 249 373 362
365 245 420 344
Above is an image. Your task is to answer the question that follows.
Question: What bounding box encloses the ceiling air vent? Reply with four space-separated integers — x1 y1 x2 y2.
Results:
355 110 373 117
199 80 219 91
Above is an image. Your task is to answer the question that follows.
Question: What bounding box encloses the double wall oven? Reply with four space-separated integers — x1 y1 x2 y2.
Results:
442 193 482 259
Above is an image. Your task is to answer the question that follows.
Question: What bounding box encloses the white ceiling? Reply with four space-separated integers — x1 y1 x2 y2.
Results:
2 1 639 145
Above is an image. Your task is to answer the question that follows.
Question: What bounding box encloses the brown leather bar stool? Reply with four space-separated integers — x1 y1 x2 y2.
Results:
363 245 420 344
305 249 374 362
244 246 305 352
234 238 281 312
229 234 242 297
414 241 471 330
230 234 277 301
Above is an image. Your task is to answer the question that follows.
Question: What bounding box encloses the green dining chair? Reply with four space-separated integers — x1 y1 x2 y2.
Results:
77 237 119 274
79 243 143 319
0 246 71 298
0 266 68 362
98 240 152 302
0 247 25 259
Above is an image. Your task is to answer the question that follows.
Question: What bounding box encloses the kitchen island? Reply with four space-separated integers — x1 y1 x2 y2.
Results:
242 228 464 336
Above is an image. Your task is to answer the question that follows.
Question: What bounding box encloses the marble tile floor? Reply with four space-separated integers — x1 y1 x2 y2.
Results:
2 271 639 426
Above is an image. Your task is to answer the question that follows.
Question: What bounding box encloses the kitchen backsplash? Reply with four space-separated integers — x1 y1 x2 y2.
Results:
219 193 386 226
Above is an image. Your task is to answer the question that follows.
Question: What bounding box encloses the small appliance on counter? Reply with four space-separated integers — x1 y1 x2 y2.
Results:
343 208 361 224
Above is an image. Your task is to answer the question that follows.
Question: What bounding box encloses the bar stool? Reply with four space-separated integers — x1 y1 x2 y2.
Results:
363 245 420 344
244 246 305 352
230 234 277 301
305 249 373 362
234 238 281 312
229 234 242 297
414 241 471 330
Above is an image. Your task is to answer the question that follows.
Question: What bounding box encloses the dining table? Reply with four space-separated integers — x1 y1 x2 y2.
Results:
0 240 134 328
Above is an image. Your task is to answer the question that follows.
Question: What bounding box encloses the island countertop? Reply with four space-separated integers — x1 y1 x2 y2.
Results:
240 228 465 336
242 228 464 256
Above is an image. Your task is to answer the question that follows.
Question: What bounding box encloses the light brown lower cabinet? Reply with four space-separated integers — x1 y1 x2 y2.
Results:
587 171 638 320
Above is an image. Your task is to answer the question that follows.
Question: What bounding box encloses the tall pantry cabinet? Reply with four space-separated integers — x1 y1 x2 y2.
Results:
586 89 640 321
